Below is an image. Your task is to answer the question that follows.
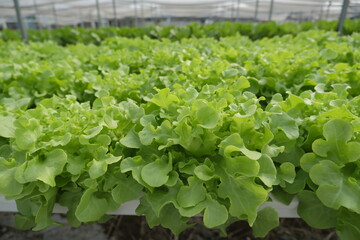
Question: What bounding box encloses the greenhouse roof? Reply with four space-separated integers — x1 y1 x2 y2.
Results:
0 0 359 26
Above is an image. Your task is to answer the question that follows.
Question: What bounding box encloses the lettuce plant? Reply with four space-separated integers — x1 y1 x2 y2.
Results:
0 30 359 239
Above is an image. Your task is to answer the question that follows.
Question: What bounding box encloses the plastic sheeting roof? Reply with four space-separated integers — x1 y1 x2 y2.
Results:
0 0 359 26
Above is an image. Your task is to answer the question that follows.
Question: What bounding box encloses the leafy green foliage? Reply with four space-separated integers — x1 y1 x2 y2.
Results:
297 190 337 229
1 19 360 45
252 207 279 237
0 29 359 239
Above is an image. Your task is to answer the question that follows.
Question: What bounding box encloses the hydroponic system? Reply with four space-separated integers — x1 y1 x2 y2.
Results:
0 0 360 239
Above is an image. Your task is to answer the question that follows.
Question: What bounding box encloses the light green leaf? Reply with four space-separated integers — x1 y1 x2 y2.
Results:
258 155 277 187
120 129 142 148
278 162 296 184
138 124 157 145
337 209 360 240
310 160 360 213
14 118 42 151
120 100 145 122
88 159 107 179
297 190 337 229
150 88 179 109
0 115 15 138
262 144 285 158
283 169 307 194
233 76 250 89
274 145 304 166
300 153 321 172
269 113 299 140
193 101 219 129
165 171 179 187
111 175 143 204
75 189 118 222
141 155 171 187
0 158 23 196
219 133 261 160
312 119 360 164
137 196 188 236
154 204 188 236
223 156 260 177
203 197 228 228
217 168 267 225
252 207 279 238
194 165 215 181
120 156 149 188
146 187 179 216
178 200 206 217
75 189 108 222
14 214 35 230
222 68 238 78
21 149 67 187
176 177 206 208
82 126 103 139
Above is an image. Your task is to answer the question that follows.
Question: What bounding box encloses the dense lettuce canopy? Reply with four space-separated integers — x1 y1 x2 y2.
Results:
0 29 359 238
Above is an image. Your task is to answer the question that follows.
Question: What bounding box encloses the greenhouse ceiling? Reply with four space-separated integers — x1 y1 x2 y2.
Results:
0 0 359 26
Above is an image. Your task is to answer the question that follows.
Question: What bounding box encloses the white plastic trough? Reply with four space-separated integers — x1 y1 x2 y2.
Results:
0 194 299 218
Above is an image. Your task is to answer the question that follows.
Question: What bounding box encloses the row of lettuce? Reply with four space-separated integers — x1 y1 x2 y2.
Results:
0 30 360 238
1 19 360 45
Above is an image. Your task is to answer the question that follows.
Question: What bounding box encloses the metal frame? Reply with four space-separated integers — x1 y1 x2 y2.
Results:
52 2 58 27
96 0 101 27
13 0 28 43
3 0 360 43
112 0 117 26
268 0 274 21
134 0 139 27
337 0 350 35
254 0 259 20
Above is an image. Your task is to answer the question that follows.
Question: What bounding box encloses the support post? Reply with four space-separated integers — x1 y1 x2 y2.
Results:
33 0 41 30
52 3 58 28
13 0 28 43
112 0 117 27
268 0 274 21
141 0 145 27
236 0 240 22
326 1 332 20
337 0 350 35
134 0 139 27
96 0 101 28
230 0 234 20
254 0 259 21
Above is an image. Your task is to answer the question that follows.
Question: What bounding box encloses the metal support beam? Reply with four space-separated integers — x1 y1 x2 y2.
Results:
254 0 259 21
236 0 240 22
96 0 101 28
268 0 274 21
134 0 139 27
326 1 332 20
112 0 117 27
141 0 145 27
33 0 41 30
337 0 350 35
13 0 28 43
52 3 58 28
230 0 235 20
